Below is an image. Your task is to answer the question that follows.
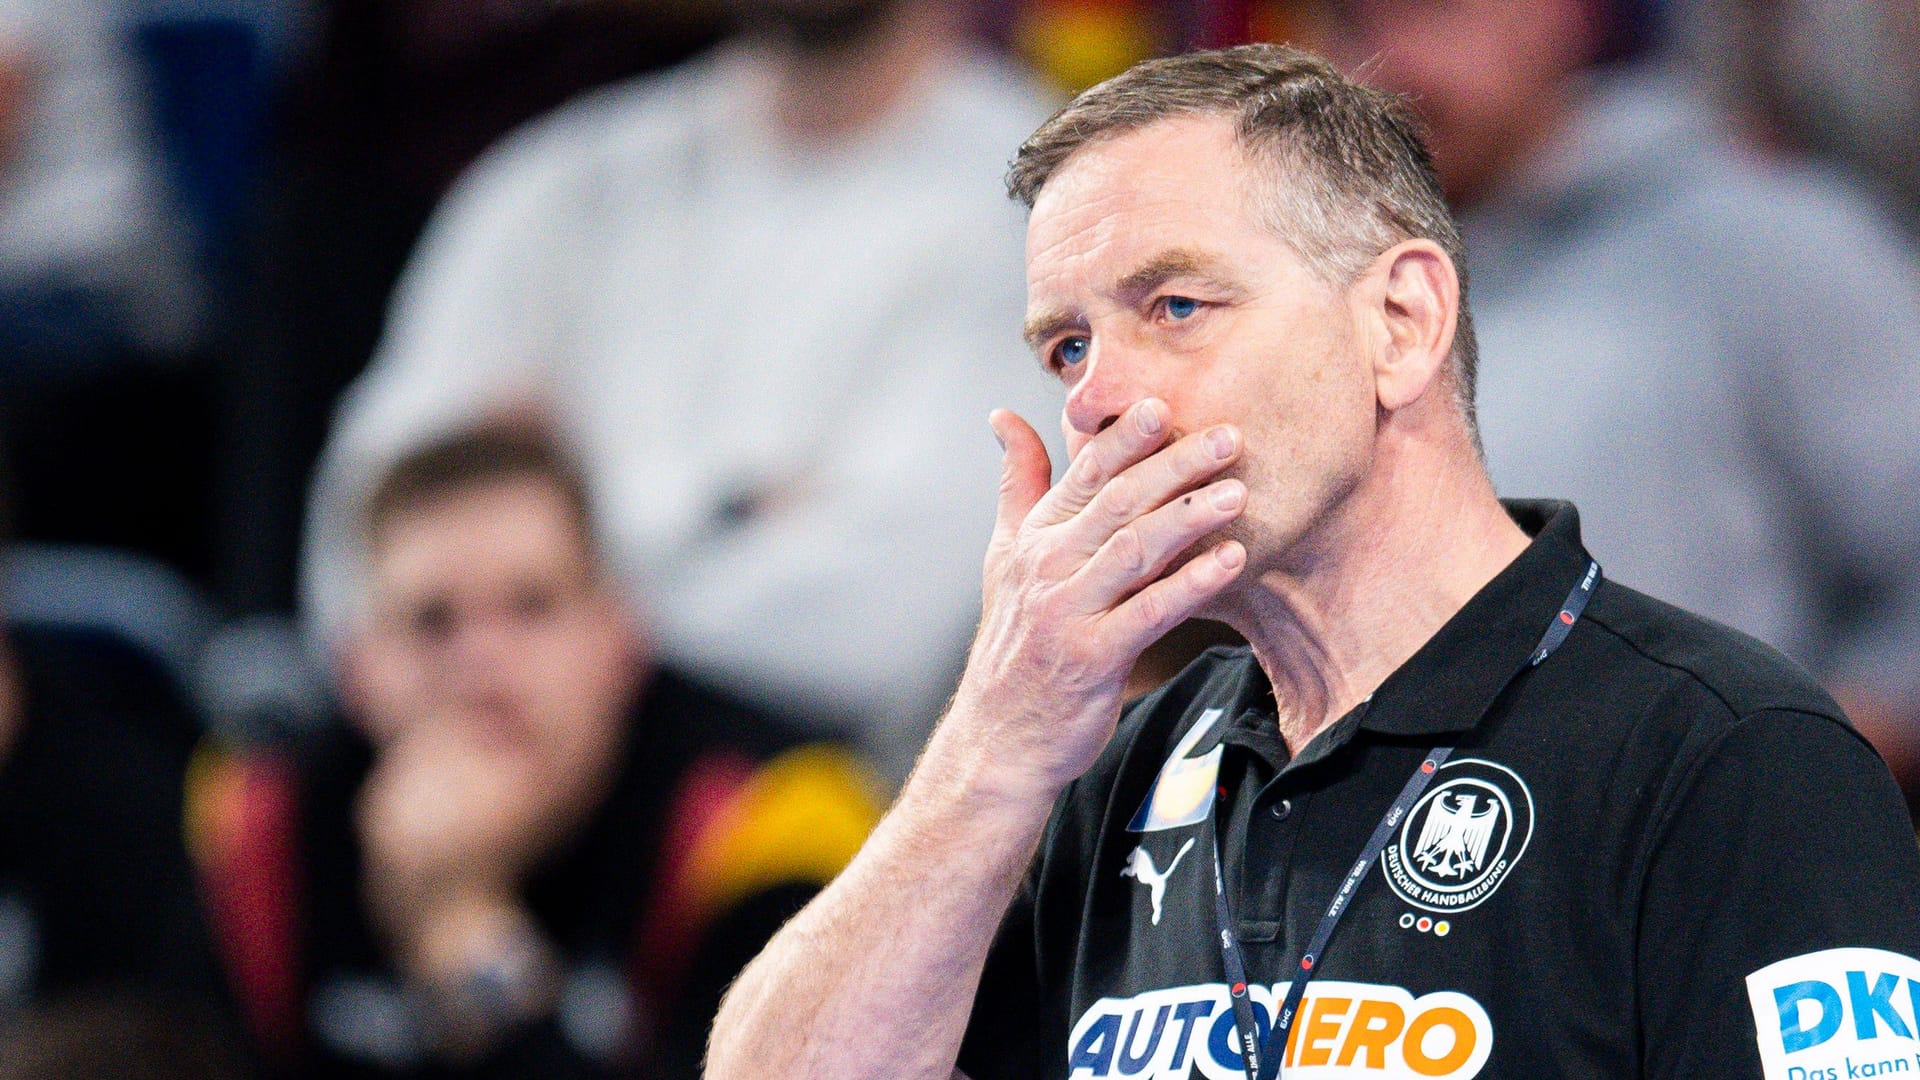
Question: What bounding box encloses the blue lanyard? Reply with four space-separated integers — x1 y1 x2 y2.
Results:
1211 560 1600 1080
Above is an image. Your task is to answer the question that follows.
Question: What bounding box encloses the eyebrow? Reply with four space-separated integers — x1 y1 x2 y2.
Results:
1115 248 1243 302
1022 307 1086 355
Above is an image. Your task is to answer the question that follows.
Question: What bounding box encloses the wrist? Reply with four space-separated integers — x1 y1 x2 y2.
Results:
402 892 560 1061
921 688 1105 809
906 706 1066 836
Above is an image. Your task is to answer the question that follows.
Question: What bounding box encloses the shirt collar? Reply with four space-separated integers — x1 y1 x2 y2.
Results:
1195 499 1595 752
1359 498 1595 738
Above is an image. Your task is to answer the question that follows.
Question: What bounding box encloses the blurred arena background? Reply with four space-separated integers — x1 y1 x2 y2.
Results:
4 0 1912 757
0 0 1914 1075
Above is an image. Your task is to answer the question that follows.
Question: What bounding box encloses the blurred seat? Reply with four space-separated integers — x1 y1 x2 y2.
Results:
192 612 330 748
1 543 333 744
3 543 216 689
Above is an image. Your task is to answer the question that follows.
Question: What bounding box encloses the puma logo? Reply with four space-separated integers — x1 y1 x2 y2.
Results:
1121 838 1196 926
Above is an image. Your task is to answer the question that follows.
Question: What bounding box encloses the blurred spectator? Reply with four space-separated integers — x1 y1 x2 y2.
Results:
1317 0 1920 809
301 0 1060 774
0 0 201 370
200 424 880 1077
223 0 726 613
1681 0 1920 243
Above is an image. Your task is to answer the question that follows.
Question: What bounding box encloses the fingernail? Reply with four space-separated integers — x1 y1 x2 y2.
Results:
1135 400 1164 436
1206 426 1238 459
988 412 1007 451
1208 481 1243 511
1216 542 1245 569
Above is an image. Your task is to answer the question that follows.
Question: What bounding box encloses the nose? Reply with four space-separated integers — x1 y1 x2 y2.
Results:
1062 339 1152 448
435 615 521 700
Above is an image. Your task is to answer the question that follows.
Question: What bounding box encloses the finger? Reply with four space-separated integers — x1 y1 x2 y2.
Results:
1073 476 1246 602
989 409 1053 548
1104 540 1247 646
1027 398 1170 528
1060 423 1241 559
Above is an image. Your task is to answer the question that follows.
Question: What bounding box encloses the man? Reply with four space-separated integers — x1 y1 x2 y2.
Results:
1314 0 1920 809
301 0 1059 776
202 424 880 1077
0 0 204 366
705 45 1920 1080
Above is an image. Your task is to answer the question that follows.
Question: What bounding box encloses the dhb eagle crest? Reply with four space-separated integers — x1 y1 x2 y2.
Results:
1411 791 1500 879
1381 758 1535 914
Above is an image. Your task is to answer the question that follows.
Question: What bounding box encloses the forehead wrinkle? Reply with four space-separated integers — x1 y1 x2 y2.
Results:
1022 213 1115 354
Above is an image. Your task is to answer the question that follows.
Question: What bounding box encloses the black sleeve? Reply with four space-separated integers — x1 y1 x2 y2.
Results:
955 863 1046 1080
1637 708 1920 1080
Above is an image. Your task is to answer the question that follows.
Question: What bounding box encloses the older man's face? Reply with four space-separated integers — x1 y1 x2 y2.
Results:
1024 114 1380 580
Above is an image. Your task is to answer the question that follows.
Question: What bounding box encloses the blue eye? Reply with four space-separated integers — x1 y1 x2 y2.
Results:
1055 336 1089 366
1165 296 1199 320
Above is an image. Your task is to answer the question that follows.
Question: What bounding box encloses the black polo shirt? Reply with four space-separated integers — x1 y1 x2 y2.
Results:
959 501 1920 1080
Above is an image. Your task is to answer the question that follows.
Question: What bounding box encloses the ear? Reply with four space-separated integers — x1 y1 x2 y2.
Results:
1366 239 1460 413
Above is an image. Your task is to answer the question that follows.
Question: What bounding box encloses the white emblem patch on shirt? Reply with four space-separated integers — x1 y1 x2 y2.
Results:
1380 759 1534 914
1745 947 1920 1080
1129 709 1228 833
1121 838 1196 926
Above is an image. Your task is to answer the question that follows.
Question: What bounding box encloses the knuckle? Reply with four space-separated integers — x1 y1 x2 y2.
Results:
1109 524 1147 575
1033 550 1074 583
1023 572 1070 614
1132 588 1169 633
1071 447 1106 490
1026 538 1076 582
1100 473 1138 520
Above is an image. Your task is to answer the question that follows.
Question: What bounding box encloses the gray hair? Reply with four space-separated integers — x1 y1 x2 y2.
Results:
1007 43 1480 435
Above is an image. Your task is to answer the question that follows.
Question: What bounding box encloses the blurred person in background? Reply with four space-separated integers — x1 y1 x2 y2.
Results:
200 423 878 1077
300 0 1060 778
1316 0 1920 813
0 0 201 371
1681 0 1920 243
227 0 727 613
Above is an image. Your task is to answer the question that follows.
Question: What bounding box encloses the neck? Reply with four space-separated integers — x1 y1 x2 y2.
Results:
1215 430 1529 754
750 1 953 145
